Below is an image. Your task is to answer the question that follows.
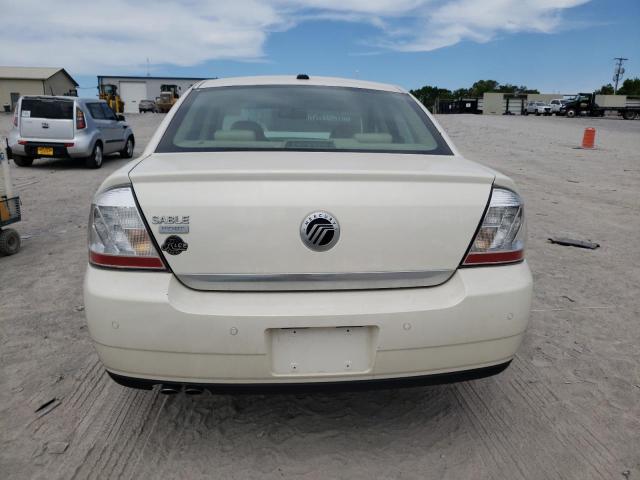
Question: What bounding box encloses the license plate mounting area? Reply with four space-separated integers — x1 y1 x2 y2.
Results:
270 326 376 376
37 147 54 156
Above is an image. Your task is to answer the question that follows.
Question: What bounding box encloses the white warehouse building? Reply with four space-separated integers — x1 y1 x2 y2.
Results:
97 75 207 113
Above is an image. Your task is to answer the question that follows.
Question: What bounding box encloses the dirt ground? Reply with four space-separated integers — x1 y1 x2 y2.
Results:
1 112 638 480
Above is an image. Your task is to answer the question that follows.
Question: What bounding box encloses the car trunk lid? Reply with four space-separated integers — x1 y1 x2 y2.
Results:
19 97 74 140
130 152 495 290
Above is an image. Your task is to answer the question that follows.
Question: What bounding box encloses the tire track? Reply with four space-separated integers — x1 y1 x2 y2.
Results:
66 388 159 480
454 381 529 480
454 355 621 479
511 346 622 475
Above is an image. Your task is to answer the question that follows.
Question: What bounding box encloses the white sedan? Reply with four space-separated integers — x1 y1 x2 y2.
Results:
84 75 532 394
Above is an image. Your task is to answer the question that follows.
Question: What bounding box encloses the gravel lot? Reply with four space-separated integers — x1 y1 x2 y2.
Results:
1 112 639 479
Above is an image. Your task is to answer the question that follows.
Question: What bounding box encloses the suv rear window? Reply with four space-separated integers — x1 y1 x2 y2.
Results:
21 98 73 119
156 86 452 155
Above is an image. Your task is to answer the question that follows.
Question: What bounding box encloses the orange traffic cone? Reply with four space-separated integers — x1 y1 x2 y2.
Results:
581 128 596 149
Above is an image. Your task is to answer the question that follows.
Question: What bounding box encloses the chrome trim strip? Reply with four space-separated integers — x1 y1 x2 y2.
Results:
177 270 455 291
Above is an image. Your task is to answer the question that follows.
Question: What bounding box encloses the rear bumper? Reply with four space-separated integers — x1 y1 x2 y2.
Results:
7 131 95 158
21 142 71 158
108 361 512 393
84 262 533 386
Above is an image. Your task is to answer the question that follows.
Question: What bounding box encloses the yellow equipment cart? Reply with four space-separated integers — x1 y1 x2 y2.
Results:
0 143 22 255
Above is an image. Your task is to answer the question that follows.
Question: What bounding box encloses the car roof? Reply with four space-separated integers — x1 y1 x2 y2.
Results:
195 75 405 93
23 95 78 101
22 95 103 103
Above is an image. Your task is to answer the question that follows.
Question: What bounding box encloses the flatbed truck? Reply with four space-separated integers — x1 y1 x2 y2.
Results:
559 93 639 119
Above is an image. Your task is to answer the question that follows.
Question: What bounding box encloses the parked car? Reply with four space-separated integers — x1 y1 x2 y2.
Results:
138 99 157 113
549 99 568 114
524 101 552 116
84 75 532 393
7 96 135 168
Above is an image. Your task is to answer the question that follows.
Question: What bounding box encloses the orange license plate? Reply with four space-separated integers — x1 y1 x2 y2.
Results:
37 147 54 156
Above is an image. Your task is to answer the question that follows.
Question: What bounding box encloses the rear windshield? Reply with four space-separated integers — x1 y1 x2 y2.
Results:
21 98 73 120
156 86 452 155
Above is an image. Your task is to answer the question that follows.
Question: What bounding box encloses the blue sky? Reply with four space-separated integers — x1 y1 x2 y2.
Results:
2 0 639 96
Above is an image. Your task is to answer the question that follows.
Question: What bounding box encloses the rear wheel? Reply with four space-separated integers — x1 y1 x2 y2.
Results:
622 110 637 120
120 136 134 158
0 228 21 256
12 155 33 167
85 142 103 169
523 110 529 116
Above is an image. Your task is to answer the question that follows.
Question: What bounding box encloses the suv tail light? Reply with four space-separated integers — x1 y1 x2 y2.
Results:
76 107 86 130
462 187 525 266
89 186 166 270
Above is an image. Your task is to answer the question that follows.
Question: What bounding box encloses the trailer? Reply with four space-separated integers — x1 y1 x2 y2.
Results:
559 93 640 119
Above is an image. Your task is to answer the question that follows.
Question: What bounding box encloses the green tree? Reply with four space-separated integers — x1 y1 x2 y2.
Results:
496 84 538 94
410 79 540 109
469 80 500 97
595 83 615 94
409 85 453 110
452 88 470 98
519 86 540 94
618 77 640 96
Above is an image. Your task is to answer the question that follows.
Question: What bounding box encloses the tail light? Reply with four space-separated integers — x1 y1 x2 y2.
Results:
76 107 86 130
89 186 166 270
462 187 525 266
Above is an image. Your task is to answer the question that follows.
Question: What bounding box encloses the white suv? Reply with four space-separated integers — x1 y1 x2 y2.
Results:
84 75 532 393
549 99 567 114
524 101 552 116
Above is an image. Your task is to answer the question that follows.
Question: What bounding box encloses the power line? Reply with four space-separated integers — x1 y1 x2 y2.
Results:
613 57 628 94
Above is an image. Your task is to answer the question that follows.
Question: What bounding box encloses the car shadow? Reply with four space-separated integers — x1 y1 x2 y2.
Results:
156 382 461 440
115 382 478 477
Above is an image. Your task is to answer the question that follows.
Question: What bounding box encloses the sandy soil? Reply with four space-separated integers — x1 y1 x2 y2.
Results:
1 112 639 479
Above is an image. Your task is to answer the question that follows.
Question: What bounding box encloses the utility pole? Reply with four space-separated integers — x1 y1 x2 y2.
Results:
613 57 628 94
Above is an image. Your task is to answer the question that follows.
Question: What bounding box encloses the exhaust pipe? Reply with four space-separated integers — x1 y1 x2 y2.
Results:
159 384 181 395
184 385 204 395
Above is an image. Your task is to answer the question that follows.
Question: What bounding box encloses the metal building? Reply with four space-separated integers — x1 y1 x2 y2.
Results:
0 66 78 111
97 75 207 113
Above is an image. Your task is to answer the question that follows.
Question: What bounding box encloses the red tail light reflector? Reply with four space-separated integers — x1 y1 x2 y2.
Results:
89 186 166 271
76 107 86 130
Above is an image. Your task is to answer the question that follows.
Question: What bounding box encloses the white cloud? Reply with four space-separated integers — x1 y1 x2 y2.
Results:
0 0 590 74
385 0 591 52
